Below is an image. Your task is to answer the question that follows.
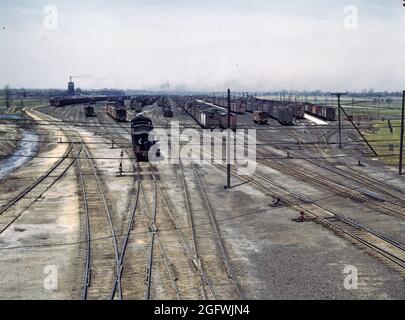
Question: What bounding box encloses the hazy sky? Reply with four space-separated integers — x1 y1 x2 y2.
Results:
1 0 405 91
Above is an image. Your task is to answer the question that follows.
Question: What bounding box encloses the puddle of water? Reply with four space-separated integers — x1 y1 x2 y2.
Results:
0 114 24 120
0 130 39 180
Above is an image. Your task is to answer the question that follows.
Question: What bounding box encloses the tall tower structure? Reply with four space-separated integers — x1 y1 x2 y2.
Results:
68 76 75 96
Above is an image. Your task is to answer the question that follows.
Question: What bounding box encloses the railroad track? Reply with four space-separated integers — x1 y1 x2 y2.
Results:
140 166 181 300
33 104 244 299
140 162 229 300
197 133 405 276
178 160 216 299
99 105 228 297
318 128 405 197
191 164 245 299
76 142 122 300
221 161 405 277
97 109 241 299
312 127 402 195
254 142 405 221
0 143 78 235
0 107 80 234
93 129 209 300
109 162 142 300
285 129 405 218
30 106 124 300
0 142 74 216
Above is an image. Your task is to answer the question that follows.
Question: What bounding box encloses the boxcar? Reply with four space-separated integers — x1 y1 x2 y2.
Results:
291 104 305 119
269 106 293 125
324 106 336 121
200 110 221 129
304 104 336 121
231 102 246 114
107 103 127 122
219 113 237 130
253 111 268 125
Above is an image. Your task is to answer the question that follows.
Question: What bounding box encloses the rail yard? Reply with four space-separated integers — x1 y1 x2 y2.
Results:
0 94 403 300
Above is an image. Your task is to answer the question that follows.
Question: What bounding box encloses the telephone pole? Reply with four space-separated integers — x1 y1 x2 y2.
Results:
399 90 405 175
226 89 231 189
225 89 231 189
331 92 346 149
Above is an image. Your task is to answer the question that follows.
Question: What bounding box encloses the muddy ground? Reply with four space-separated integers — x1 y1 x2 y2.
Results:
0 123 20 157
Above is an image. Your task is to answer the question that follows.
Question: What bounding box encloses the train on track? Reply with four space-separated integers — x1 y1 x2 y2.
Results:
50 96 129 107
130 96 159 112
84 105 95 117
130 98 143 113
177 99 237 130
253 111 268 125
107 102 127 122
163 107 174 118
304 103 336 121
247 98 294 125
157 96 174 117
131 114 159 162
245 97 336 125
200 96 246 114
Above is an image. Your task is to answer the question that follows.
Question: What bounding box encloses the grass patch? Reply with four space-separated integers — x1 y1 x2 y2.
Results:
363 120 404 165
0 98 45 112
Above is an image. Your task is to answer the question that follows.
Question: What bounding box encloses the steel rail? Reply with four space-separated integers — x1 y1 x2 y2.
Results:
82 143 122 299
192 164 245 300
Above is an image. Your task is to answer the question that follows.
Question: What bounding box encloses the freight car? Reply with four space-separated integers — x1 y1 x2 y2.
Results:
84 105 95 117
219 113 237 130
246 98 294 125
107 103 127 122
110 97 126 107
50 97 92 107
199 110 221 129
289 104 305 119
130 98 143 113
163 106 174 118
202 97 246 114
266 105 294 125
253 111 268 125
50 96 112 107
131 114 159 162
178 100 235 130
304 104 336 121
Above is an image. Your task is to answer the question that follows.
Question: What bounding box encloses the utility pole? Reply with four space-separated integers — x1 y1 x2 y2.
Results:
4 85 11 109
400 90 405 175
225 89 231 189
331 92 346 149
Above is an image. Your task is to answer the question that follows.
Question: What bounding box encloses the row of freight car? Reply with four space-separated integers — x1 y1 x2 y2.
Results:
50 95 157 110
157 96 174 117
200 97 246 114
246 98 336 124
200 96 306 125
130 96 158 112
176 98 237 130
246 99 299 125
49 96 111 107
